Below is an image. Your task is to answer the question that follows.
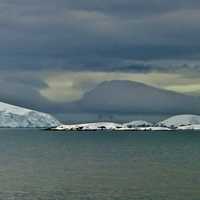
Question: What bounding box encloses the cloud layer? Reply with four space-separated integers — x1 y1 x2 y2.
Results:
0 0 200 119
1 0 200 71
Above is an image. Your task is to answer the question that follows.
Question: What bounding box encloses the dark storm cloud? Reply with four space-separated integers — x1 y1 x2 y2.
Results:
0 71 50 111
0 0 200 72
5 76 48 89
0 72 77 114
1 0 200 117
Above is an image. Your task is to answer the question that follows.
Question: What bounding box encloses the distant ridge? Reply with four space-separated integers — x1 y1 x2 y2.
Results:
79 80 200 114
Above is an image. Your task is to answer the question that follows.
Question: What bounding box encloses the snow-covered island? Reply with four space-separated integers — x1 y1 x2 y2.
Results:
51 114 200 131
0 100 200 131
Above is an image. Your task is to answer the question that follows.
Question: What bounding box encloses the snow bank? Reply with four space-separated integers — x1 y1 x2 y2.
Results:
177 124 200 130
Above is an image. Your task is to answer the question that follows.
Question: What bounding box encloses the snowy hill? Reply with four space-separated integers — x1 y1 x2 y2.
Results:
123 120 152 128
50 114 200 132
0 102 60 128
54 122 122 131
53 122 170 131
52 115 200 131
158 115 200 128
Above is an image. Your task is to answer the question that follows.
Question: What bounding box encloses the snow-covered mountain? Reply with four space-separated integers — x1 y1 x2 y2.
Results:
158 114 200 128
0 102 60 128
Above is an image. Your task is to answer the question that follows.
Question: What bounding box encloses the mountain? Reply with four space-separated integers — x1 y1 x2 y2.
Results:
79 80 200 114
0 102 60 128
158 114 200 128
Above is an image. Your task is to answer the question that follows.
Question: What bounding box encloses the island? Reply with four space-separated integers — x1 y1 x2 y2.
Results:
50 114 200 131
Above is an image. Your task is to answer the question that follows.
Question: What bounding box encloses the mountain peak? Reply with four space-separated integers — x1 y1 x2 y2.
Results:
79 80 200 114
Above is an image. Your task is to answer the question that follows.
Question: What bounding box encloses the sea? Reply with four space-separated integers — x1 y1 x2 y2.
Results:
0 129 199 200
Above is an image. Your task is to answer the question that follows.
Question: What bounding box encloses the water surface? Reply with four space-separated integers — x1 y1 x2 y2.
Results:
0 129 199 199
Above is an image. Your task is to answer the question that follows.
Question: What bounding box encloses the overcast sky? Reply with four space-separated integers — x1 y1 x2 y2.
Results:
1 0 200 121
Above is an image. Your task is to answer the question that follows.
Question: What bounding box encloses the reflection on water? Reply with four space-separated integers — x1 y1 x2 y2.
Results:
0 129 199 199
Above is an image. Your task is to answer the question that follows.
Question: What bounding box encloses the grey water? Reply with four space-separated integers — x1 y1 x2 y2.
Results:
0 129 200 199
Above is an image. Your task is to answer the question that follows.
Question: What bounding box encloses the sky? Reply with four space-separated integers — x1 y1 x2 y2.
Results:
1 0 200 122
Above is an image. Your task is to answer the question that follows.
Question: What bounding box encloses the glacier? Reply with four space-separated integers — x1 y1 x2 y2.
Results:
0 102 60 128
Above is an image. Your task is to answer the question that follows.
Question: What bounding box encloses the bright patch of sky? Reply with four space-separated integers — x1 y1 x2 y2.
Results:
40 71 200 102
